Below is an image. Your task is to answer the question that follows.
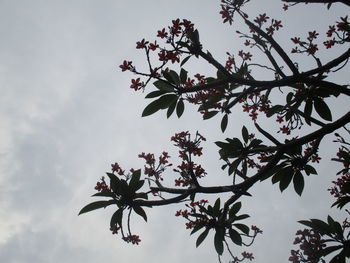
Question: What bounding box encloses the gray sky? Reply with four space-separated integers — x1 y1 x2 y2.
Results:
0 1 348 262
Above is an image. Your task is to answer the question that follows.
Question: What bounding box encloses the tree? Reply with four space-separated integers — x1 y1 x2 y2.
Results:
79 0 350 262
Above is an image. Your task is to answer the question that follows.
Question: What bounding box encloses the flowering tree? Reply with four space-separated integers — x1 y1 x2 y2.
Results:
79 0 350 262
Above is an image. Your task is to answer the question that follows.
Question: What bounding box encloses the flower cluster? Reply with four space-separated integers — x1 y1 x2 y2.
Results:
289 229 325 263
139 151 172 180
95 176 111 193
122 234 141 245
175 199 210 229
291 30 319 56
240 92 271 121
253 13 283 36
171 131 206 158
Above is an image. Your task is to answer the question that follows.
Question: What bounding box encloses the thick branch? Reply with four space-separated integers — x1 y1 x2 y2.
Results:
177 48 350 94
135 111 350 207
282 0 350 6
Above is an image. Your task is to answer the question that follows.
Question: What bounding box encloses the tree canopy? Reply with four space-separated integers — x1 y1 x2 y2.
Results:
79 1 350 262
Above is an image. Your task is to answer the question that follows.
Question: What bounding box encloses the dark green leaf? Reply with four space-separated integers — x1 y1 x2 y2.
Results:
213 198 221 217
145 90 168 99
214 230 224 255
176 99 185 118
79 200 114 215
279 173 294 192
235 214 250 221
229 228 242 245
180 68 188 84
167 99 177 118
304 99 313 125
153 80 175 91
142 99 163 117
163 70 180 85
110 208 123 227
133 206 147 222
304 165 317 175
196 228 209 247
142 94 178 117
191 221 206 235
221 114 228 132
203 111 219 120
293 172 304 196
180 55 192 67
135 192 148 200
320 245 342 257
234 223 250 235
242 126 249 143
314 98 332 121
129 169 141 187
229 202 242 218
92 192 115 198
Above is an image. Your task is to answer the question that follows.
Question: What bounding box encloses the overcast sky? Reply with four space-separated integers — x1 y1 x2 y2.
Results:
0 1 348 262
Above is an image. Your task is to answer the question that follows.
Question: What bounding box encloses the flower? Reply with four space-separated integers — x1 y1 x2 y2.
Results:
119 60 132 71
136 38 148 49
130 78 143 91
157 28 168 39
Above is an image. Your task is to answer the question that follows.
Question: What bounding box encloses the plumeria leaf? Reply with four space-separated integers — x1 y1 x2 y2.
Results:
314 98 332 121
133 206 147 222
203 111 219 120
293 172 304 196
153 80 175 91
176 99 185 118
229 228 242 246
221 114 228 132
196 228 209 247
214 229 224 255
79 200 115 215
167 99 177 118
110 208 123 227
242 126 249 143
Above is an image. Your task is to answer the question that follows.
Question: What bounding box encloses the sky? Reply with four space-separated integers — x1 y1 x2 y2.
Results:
0 1 348 262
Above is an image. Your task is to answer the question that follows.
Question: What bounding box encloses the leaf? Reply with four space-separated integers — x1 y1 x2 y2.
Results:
163 70 180 85
304 165 317 175
142 99 163 117
133 206 147 222
293 172 305 196
129 169 141 188
279 172 294 192
110 208 123 227
180 55 191 67
145 90 168 99
196 228 209 247
214 230 224 255
314 98 332 121
213 198 221 217
229 228 242 246
320 245 343 257
229 202 242 218
78 200 115 215
153 80 175 91
304 99 313 125
203 111 219 120
191 221 206 235
180 68 188 84
221 114 228 132
167 99 177 118
235 214 250 221
142 94 178 117
242 126 249 143
176 99 185 118
91 192 115 198
234 223 250 235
